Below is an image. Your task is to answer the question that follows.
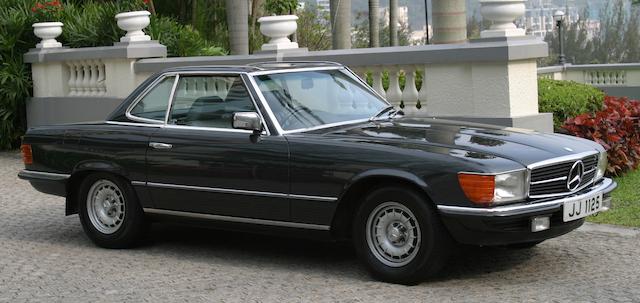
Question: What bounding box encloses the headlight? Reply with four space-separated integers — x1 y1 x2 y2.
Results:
595 151 608 180
458 170 526 206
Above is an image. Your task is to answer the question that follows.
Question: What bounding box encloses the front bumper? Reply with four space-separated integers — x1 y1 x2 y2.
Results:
437 178 617 246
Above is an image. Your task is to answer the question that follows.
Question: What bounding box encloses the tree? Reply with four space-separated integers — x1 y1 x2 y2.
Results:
330 0 351 49
389 0 398 46
368 0 380 47
353 12 411 48
225 0 249 55
623 4 640 62
296 3 331 50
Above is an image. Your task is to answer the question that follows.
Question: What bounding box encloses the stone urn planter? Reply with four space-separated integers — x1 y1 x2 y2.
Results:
33 22 63 48
479 0 526 38
258 15 299 51
115 10 151 43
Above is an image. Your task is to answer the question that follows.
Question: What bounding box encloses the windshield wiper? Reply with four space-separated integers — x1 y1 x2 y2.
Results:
370 106 395 121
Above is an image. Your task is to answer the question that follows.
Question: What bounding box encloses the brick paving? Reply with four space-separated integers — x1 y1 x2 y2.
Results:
1 151 639 302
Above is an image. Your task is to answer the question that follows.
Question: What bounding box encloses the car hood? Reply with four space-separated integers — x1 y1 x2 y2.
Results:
304 117 601 167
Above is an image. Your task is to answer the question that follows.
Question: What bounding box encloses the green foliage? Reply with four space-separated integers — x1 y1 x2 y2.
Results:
296 5 331 51
352 11 412 48
0 0 39 149
61 1 142 48
588 168 640 227
264 0 298 15
147 17 226 57
538 78 605 128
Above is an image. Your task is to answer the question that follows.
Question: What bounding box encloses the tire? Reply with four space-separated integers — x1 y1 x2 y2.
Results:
78 173 148 248
506 240 543 249
352 185 453 285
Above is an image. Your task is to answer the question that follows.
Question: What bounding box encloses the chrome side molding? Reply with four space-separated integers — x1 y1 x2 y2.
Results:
131 181 338 202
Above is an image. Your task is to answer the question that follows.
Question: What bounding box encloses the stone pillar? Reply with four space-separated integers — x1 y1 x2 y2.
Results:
432 0 467 44
423 0 552 132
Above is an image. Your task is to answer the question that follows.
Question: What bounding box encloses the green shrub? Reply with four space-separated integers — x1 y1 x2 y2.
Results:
538 78 605 128
146 17 226 57
0 0 40 149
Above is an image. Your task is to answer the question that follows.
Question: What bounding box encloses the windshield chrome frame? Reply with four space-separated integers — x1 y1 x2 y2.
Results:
247 66 391 135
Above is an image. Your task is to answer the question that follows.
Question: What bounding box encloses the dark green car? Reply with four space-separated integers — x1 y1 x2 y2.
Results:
19 62 616 284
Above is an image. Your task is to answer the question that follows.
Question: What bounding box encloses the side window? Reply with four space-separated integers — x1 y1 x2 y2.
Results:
169 75 256 128
129 76 175 122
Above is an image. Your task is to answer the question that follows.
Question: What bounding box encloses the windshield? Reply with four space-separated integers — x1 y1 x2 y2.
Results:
253 69 388 131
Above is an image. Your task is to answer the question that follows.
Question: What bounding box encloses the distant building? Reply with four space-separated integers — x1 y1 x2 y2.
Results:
518 0 580 38
316 0 330 15
380 6 409 28
410 25 433 45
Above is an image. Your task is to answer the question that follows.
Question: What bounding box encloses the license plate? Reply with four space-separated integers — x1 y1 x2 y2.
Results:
563 192 603 222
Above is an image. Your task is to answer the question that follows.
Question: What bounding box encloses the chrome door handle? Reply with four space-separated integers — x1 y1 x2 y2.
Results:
149 142 173 149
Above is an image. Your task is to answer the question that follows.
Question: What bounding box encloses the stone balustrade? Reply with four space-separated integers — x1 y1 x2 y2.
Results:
67 60 107 96
25 4 556 132
538 63 640 99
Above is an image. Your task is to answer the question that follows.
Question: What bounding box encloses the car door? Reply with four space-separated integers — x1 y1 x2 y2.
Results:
144 73 290 221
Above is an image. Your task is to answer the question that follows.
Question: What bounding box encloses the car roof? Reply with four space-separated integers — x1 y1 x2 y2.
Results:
160 61 344 74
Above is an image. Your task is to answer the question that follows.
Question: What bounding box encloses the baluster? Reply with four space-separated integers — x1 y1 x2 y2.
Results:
401 65 419 114
598 71 604 85
81 61 91 96
386 67 403 108
217 78 229 98
352 67 367 83
97 61 106 95
207 77 217 96
73 62 83 95
89 61 99 96
67 62 77 96
621 71 626 85
197 77 207 96
418 65 428 111
371 66 386 98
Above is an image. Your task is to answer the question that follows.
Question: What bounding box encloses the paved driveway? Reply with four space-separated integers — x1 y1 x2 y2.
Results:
1 152 639 302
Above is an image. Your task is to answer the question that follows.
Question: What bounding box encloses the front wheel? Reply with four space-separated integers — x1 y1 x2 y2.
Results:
78 173 148 248
353 185 453 285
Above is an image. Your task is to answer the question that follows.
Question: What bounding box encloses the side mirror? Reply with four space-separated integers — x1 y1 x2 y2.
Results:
232 112 262 132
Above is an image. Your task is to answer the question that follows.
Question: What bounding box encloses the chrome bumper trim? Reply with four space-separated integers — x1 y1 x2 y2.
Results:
438 178 616 217
143 208 331 231
18 170 71 181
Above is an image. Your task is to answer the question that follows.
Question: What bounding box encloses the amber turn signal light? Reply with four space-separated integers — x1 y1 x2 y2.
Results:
20 144 33 165
457 173 495 205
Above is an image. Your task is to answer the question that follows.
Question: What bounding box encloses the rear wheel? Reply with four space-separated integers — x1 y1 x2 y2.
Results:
78 173 148 248
353 185 452 285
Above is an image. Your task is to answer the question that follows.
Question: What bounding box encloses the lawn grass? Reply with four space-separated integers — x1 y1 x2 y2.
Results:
587 169 640 228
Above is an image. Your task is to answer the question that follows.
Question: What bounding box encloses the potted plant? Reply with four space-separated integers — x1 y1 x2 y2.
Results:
258 0 299 51
31 0 64 48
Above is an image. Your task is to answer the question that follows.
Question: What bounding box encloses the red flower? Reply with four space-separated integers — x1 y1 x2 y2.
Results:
31 7 37 12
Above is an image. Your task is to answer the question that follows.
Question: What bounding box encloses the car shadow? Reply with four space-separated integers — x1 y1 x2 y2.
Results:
137 223 539 283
